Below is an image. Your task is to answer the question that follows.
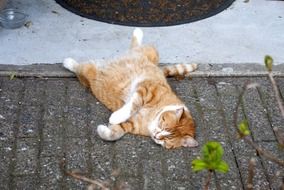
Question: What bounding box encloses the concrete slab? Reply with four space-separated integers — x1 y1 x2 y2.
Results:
0 0 284 65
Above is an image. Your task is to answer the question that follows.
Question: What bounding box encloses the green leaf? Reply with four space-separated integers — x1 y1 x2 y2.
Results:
264 55 273 72
238 120 250 136
192 159 207 172
202 141 224 163
191 141 229 173
216 161 229 173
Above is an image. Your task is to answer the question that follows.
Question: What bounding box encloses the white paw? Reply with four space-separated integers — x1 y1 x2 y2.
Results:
109 109 130 125
97 124 111 139
63 57 78 72
133 28 143 45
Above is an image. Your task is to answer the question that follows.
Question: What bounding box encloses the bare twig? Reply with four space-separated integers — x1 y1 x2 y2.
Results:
281 177 284 190
244 136 284 166
213 170 221 190
204 170 212 190
268 72 284 118
60 159 110 190
233 82 284 167
66 171 109 190
247 158 256 190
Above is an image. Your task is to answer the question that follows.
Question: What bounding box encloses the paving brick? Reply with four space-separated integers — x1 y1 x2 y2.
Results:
243 87 276 141
18 106 40 138
276 77 284 97
141 139 165 190
39 156 62 189
202 111 229 142
142 159 164 190
45 79 66 106
14 138 38 175
0 78 24 105
183 144 205 167
90 138 114 180
164 149 189 181
43 104 65 122
236 155 270 190
0 78 24 141
259 141 284 190
216 142 240 180
42 120 64 140
215 178 243 190
65 138 89 172
89 99 110 125
66 80 88 107
0 139 13 190
165 179 194 190
65 176 89 189
115 176 143 190
41 137 62 157
114 135 143 177
256 78 284 140
22 79 46 106
0 105 18 140
14 175 39 190
215 78 241 136
65 106 88 137
191 78 220 111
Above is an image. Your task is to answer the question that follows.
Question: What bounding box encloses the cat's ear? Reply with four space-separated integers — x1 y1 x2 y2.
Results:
176 107 184 120
182 136 198 147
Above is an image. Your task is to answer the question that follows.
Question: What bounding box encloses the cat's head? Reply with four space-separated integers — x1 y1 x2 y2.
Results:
152 107 198 149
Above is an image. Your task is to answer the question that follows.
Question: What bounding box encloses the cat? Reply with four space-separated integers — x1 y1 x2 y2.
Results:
63 28 198 149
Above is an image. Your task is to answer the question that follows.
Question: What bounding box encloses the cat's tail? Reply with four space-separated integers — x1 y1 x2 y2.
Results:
130 28 143 48
162 63 198 77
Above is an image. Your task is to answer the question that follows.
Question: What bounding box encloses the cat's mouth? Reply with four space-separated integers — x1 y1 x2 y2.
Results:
152 137 165 147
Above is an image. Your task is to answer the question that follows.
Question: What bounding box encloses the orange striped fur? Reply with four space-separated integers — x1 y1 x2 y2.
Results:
63 28 198 149
162 63 198 77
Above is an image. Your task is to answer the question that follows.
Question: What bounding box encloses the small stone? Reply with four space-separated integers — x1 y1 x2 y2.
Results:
21 147 28 151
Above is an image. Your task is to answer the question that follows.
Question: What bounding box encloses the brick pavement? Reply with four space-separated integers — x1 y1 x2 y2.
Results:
0 68 284 189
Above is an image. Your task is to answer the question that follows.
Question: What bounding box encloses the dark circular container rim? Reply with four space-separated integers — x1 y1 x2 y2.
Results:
55 0 236 27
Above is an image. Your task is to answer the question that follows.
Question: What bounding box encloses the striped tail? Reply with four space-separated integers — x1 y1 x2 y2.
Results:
162 63 198 77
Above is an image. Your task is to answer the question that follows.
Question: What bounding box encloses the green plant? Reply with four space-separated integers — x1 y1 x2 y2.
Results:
192 141 229 190
264 55 273 72
238 119 251 137
192 141 229 173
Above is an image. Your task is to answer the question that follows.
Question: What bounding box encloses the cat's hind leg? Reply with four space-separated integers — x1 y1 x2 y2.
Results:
97 122 133 141
130 28 143 49
129 28 159 65
63 58 97 88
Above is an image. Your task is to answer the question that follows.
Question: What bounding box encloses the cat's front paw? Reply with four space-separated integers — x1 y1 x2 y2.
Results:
109 109 130 125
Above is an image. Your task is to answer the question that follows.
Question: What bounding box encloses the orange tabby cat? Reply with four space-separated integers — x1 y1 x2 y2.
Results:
63 28 198 149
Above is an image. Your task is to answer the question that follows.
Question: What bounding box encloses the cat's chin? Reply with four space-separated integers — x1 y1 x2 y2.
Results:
152 137 165 147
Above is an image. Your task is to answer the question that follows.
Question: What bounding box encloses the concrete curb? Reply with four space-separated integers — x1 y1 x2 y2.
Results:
0 63 284 78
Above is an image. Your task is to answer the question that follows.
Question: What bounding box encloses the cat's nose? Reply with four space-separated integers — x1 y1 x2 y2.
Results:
154 133 163 140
